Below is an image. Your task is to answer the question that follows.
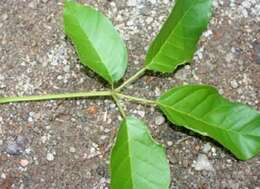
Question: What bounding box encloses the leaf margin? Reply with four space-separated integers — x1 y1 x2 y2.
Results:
110 116 171 189
63 0 128 84
157 84 260 160
145 0 213 73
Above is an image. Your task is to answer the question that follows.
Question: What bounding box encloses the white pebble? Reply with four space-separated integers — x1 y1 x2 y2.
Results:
192 154 214 171
127 0 137 6
167 141 173 146
46 153 55 161
146 17 153 24
230 80 239 89
69 147 76 153
1 173 6 179
155 115 165 125
202 143 211 154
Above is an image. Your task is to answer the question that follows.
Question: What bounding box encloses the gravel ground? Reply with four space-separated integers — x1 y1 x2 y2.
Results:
0 0 260 188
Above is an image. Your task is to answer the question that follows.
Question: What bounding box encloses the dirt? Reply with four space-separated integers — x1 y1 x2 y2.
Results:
0 0 259 188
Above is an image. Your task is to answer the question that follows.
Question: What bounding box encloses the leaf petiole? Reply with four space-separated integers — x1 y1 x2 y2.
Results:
0 91 112 104
112 94 126 118
116 93 157 106
116 67 147 91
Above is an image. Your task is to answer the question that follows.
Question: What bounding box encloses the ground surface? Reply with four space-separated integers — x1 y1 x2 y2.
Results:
0 0 260 188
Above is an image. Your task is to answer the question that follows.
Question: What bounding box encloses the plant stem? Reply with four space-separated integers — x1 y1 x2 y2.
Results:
116 67 147 91
116 93 157 106
112 94 126 118
0 91 112 104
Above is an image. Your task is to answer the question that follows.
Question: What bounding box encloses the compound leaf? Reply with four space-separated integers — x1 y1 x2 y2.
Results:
111 116 170 189
145 0 212 73
158 85 260 160
64 0 127 84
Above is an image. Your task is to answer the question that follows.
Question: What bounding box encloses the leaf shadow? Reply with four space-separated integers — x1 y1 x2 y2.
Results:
80 65 110 87
162 115 237 160
65 36 111 88
145 63 189 79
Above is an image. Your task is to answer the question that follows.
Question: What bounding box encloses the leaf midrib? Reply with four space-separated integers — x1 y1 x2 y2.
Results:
158 102 255 137
148 0 196 66
67 7 113 82
125 120 135 189
124 121 168 188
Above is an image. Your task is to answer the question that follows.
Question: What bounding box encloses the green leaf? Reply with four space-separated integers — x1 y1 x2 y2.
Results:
111 116 170 189
64 0 127 84
158 85 260 160
145 0 212 73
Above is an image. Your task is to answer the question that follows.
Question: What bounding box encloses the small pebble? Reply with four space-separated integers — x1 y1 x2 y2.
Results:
100 135 107 140
127 0 137 6
202 143 211 154
146 17 153 24
167 141 173 147
227 159 232 163
63 65 70 72
28 1 37 9
253 43 260 64
211 147 217 156
218 88 224 95
155 115 165 125
195 145 200 151
46 153 55 161
1 173 6 179
230 80 239 89
20 159 29 167
192 154 214 171
110 103 116 109
163 0 169 4
5 136 27 155
256 56 260 65
57 75 63 80
41 135 48 144
1 14 8 21
69 147 76 153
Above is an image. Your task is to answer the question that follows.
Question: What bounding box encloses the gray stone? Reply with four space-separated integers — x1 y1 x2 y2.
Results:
254 43 260 64
192 154 214 171
4 136 27 155
256 56 260 65
5 142 24 155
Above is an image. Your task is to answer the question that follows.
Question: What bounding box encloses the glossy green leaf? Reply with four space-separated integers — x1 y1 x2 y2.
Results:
64 0 127 84
145 0 212 73
111 116 170 189
158 85 260 160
